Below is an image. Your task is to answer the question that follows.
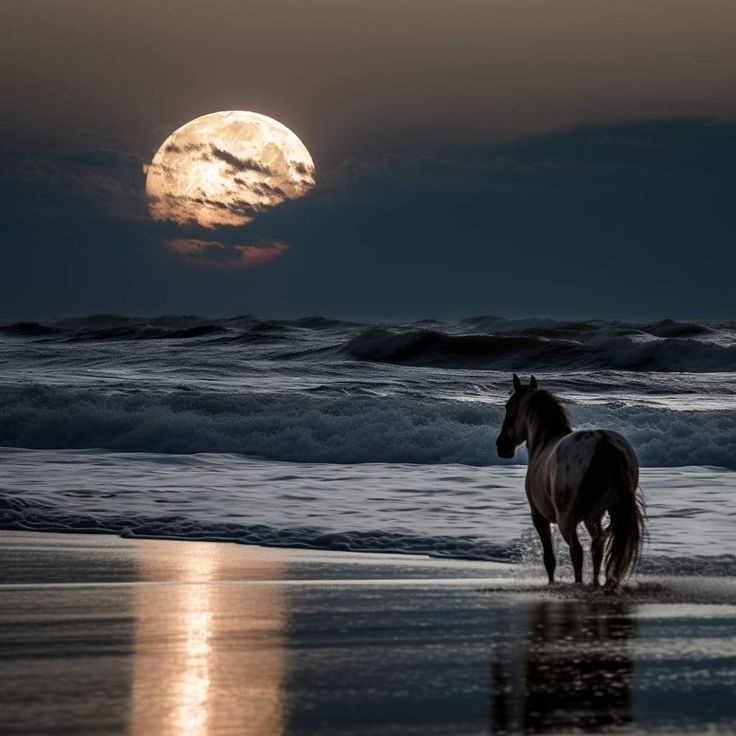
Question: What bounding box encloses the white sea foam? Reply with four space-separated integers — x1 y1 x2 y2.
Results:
0 383 734 467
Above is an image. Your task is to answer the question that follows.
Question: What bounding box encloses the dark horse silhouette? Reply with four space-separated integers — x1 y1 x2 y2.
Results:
496 375 645 588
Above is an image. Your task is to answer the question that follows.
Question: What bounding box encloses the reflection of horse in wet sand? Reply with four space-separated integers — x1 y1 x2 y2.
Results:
490 598 636 734
496 375 645 589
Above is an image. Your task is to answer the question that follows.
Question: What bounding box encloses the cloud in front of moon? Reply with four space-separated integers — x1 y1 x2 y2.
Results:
146 111 315 229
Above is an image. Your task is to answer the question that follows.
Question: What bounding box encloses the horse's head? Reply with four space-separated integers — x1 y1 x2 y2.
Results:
496 373 538 458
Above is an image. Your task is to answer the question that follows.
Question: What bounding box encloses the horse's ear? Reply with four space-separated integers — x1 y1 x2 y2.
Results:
530 375 538 390
512 374 522 392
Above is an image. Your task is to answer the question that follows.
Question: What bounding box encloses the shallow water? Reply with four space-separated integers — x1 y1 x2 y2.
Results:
1 449 734 577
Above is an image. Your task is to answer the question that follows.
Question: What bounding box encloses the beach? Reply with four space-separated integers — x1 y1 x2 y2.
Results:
2 531 735 735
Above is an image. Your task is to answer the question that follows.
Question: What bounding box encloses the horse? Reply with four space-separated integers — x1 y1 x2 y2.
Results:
496 374 644 589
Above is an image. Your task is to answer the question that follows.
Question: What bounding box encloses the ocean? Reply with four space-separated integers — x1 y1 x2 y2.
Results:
1 313 735 576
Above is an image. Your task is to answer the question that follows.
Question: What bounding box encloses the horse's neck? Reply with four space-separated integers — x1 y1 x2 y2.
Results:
526 418 570 462
526 433 555 463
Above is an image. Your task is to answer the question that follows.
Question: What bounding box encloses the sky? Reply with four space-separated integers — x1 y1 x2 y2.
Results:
1 0 735 319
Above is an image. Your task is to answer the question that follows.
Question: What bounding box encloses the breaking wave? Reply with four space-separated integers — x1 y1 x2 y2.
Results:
1 383 735 467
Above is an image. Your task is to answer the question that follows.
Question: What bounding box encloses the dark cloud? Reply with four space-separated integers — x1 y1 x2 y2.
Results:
186 194 264 219
292 161 312 175
231 177 286 198
0 142 148 221
58 148 144 169
208 145 272 176
252 181 288 197
161 142 205 156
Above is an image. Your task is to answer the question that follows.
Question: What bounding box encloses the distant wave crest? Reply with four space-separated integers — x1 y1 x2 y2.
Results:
347 324 736 372
4 314 736 371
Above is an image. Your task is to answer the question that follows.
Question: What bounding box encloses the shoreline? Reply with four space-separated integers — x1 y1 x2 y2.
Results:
2 448 735 569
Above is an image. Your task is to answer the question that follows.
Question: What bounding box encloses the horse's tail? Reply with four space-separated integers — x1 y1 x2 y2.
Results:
600 441 645 588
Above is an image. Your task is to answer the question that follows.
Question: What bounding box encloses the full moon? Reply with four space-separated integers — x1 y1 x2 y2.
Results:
145 111 315 228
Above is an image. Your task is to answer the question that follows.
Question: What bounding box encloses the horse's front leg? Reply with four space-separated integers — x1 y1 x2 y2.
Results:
531 507 556 584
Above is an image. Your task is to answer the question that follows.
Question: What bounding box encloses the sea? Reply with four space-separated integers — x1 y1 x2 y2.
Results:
1 313 735 577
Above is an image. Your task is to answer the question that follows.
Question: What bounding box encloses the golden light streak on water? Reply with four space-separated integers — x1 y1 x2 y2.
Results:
129 542 287 736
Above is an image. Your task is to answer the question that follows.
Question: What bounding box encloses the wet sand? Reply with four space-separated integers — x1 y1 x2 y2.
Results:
0 532 735 735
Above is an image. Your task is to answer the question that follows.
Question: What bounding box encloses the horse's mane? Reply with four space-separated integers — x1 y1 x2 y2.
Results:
528 390 572 438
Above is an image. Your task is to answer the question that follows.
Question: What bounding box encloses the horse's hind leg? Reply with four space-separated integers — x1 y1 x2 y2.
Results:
531 507 556 584
560 521 584 584
585 519 604 588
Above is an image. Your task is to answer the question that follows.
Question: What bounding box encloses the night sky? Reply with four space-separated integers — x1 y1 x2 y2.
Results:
2 0 735 319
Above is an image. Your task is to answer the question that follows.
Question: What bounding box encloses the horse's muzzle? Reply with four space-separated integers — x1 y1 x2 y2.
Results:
496 436 516 459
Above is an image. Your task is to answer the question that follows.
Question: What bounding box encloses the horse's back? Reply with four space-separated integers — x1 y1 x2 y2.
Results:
550 429 638 524
554 429 637 480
